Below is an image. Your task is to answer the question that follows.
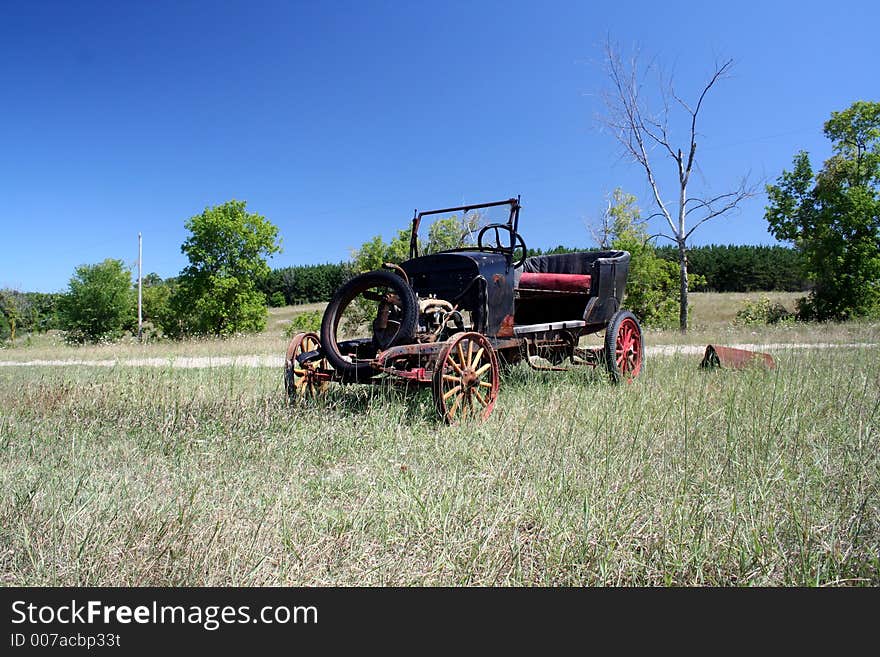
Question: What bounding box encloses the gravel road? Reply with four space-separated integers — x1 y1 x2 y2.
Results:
0 342 875 369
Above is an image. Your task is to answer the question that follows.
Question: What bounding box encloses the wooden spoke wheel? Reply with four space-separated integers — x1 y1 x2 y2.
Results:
284 332 331 401
433 332 500 423
604 310 644 383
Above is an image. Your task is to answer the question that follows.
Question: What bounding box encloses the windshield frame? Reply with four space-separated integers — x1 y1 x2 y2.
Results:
408 197 521 263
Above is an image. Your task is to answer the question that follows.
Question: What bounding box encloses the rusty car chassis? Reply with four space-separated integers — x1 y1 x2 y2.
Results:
284 197 644 423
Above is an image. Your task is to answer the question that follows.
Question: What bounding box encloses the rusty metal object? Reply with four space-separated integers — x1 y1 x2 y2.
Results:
572 346 602 367
372 341 445 383
522 333 578 371
700 344 775 370
496 314 515 337
383 262 409 285
374 341 446 363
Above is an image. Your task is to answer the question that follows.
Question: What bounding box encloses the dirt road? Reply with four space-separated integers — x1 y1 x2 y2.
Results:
0 342 875 369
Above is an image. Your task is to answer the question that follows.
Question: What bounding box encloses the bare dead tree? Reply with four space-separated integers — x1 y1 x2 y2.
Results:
588 196 615 249
599 40 758 332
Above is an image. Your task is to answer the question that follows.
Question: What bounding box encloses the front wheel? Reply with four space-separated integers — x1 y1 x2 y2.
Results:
433 332 500 423
604 310 644 383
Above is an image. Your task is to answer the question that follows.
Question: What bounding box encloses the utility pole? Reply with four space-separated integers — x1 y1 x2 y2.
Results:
138 232 143 342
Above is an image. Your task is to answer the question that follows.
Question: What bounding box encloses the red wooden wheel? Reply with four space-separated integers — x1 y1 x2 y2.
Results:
433 332 500 423
604 311 644 382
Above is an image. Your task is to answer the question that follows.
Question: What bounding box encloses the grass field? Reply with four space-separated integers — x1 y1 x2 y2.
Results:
1 330 878 585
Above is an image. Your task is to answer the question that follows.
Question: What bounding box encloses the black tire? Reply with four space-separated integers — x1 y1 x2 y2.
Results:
320 269 418 381
604 310 644 383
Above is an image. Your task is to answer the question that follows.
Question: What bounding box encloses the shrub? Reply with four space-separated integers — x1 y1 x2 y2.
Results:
283 310 322 336
734 296 793 326
269 291 286 307
60 259 136 343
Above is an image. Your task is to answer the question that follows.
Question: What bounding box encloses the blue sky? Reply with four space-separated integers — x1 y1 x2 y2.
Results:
2 0 877 292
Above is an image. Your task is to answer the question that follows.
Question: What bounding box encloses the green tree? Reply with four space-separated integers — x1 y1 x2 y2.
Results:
424 212 482 255
0 290 63 338
60 259 136 343
26 292 64 332
0 290 23 343
598 189 684 328
765 101 880 320
0 307 9 341
352 212 484 273
168 200 281 336
140 273 172 336
142 272 164 287
350 229 411 273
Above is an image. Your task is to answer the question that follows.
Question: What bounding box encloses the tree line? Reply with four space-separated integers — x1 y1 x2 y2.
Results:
654 245 808 292
525 243 808 292
0 290 65 342
256 263 351 307
254 243 808 307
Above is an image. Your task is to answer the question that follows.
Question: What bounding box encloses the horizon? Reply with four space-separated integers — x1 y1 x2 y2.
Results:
3 0 877 293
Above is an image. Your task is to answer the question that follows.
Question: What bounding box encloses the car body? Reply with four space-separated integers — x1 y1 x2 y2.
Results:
285 197 644 422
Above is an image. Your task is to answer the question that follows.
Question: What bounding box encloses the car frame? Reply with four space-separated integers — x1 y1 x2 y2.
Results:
285 197 644 422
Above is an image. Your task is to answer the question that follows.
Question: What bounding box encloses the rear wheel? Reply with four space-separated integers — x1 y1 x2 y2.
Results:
604 310 643 383
433 332 500 423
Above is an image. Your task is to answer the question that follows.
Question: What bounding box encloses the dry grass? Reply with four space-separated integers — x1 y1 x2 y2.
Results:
1 335 877 586
638 292 879 347
0 304 325 363
1 293 877 586
267 302 327 328
688 291 802 326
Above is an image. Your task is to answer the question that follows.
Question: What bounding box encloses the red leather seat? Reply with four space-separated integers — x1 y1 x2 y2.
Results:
517 272 592 294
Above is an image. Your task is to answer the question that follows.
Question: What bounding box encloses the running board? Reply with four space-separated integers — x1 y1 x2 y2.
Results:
513 320 586 336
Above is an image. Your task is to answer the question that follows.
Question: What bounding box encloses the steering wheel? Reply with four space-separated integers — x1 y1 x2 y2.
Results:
477 223 528 268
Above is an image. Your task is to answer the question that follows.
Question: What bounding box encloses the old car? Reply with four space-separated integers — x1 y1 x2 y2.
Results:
284 197 643 422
